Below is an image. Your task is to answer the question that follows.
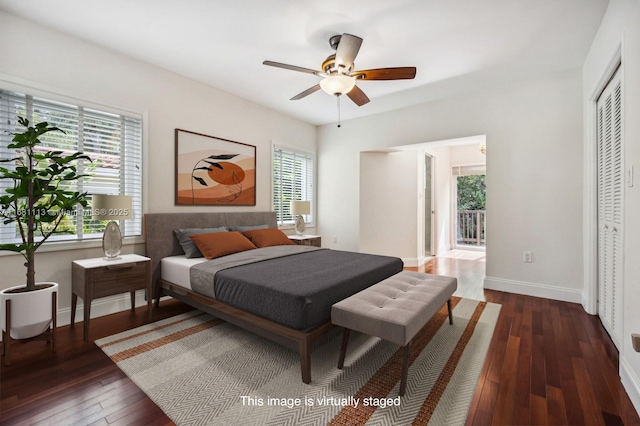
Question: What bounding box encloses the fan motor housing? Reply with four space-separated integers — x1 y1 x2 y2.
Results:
329 34 341 51
322 54 353 75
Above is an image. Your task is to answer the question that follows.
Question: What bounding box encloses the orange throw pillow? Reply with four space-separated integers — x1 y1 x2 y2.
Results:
189 231 257 259
242 228 295 248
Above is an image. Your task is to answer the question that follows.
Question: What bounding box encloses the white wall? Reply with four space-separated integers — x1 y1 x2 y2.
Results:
318 69 584 303
582 0 640 413
0 11 316 321
358 144 453 264
450 143 487 167
360 151 419 263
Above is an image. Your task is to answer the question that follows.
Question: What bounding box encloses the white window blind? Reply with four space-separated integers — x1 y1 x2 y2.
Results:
0 89 142 244
272 145 314 226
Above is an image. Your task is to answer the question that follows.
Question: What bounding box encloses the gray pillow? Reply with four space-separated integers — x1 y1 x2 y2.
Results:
229 224 269 232
174 227 228 258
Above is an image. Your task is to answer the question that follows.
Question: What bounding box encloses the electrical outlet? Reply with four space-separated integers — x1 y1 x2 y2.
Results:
332 235 338 244
523 251 532 263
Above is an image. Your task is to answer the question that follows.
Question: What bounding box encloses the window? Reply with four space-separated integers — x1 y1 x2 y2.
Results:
0 89 143 244
272 145 314 226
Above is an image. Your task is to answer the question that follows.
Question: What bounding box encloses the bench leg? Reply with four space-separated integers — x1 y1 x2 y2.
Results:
447 299 453 325
399 342 410 396
337 328 351 369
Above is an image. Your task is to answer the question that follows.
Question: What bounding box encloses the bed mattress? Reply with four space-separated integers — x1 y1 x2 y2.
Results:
189 246 404 330
160 255 207 290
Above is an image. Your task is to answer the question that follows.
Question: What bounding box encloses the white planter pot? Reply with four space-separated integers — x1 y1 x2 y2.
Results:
0 282 58 340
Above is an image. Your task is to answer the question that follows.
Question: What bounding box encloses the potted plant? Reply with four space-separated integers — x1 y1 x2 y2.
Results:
0 117 90 350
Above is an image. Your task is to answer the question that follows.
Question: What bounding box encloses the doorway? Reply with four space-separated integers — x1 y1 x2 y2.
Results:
453 165 486 250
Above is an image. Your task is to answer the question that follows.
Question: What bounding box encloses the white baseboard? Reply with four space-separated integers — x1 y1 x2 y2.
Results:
0 290 152 342
402 257 419 267
621 357 640 416
581 290 597 315
402 256 434 267
484 276 583 304
57 290 150 327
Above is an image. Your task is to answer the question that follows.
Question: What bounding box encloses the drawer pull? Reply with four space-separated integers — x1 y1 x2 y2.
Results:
106 262 136 270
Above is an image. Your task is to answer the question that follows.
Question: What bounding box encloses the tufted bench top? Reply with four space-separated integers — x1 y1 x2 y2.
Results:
331 271 457 346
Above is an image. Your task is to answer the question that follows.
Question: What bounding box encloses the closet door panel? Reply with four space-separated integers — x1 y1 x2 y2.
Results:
596 70 623 349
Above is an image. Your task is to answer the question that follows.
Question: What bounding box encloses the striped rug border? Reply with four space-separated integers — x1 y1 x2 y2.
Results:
329 298 464 425
99 311 208 348
412 301 486 424
329 298 490 426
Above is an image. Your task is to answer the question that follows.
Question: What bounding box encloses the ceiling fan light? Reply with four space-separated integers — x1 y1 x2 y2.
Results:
319 75 356 96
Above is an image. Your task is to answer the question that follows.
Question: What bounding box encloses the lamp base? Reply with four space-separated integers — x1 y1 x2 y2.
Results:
102 256 123 261
102 220 123 259
294 215 306 237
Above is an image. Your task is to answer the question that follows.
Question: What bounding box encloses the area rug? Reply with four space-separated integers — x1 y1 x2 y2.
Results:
96 297 500 425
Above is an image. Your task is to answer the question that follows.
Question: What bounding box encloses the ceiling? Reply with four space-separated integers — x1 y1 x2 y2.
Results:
0 0 609 126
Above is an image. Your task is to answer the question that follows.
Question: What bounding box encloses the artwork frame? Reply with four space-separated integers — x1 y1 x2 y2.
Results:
175 129 256 205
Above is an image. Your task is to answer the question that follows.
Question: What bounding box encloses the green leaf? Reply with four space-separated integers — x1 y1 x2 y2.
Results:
0 116 91 256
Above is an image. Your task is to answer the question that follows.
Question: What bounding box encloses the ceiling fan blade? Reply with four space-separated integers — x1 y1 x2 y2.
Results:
347 85 370 106
291 84 321 100
335 34 363 70
263 60 322 75
352 67 417 80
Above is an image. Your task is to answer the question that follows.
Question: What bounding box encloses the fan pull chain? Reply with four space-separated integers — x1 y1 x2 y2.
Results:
337 94 341 128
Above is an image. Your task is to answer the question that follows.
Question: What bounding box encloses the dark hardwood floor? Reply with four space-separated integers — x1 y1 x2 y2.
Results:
1 253 639 425
0 299 192 425
409 254 640 426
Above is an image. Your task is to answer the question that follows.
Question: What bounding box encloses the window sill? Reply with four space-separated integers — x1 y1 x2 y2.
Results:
0 236 145 257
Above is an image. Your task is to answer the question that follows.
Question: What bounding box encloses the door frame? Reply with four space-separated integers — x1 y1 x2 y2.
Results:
424 153 435 257
583 47 622 315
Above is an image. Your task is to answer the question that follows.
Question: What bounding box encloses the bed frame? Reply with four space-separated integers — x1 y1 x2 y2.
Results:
144 212 335 384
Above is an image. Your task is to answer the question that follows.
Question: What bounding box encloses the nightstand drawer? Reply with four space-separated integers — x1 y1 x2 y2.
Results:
89 261 148 298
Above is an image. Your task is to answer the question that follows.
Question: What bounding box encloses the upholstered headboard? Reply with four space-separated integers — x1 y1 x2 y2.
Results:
144 212 277 289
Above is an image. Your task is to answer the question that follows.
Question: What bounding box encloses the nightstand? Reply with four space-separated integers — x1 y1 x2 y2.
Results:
71 254 152 341
288 234 322 247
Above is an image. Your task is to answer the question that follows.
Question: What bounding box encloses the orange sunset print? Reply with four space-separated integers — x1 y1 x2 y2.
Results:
175 130 256 205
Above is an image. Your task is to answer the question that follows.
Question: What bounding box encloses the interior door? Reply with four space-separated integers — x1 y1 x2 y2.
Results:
597 66 623 349
424 154 434 256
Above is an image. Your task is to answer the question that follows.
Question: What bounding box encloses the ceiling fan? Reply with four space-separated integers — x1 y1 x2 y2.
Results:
263 33 417 107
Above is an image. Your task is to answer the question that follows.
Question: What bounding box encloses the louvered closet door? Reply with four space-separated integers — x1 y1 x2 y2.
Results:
597 68 623 349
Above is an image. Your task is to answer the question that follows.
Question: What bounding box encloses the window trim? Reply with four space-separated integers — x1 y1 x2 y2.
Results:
0 235 145 257
271 142 316 229
0 78 145 250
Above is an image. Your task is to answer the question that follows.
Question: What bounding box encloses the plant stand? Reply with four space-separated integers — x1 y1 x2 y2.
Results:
2 292 57 366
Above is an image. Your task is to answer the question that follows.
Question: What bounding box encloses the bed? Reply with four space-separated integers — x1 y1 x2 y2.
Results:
144 212 403 383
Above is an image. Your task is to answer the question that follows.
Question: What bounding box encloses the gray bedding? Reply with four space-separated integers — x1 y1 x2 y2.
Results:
189 246 403 330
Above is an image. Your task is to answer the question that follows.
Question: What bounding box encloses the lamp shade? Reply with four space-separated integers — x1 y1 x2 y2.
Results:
92 194 133 220
319 75 356 95
290 200 310 215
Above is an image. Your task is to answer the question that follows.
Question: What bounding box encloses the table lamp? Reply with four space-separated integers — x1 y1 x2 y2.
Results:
290 200 310 236
92 194 133 260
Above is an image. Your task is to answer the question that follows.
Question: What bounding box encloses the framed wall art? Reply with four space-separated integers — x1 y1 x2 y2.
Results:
175 129 256 205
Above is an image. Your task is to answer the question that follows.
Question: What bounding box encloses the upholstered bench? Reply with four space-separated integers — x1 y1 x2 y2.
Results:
331 271 457 396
